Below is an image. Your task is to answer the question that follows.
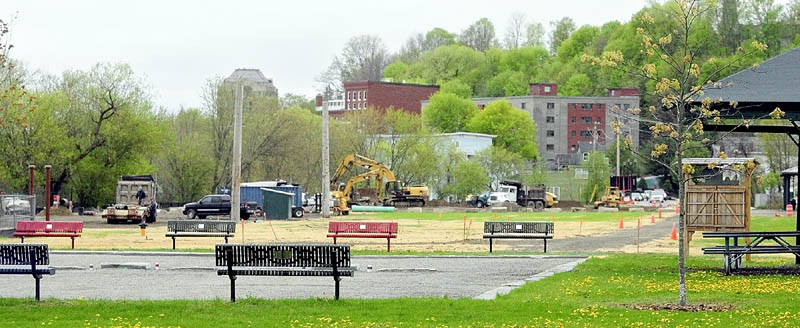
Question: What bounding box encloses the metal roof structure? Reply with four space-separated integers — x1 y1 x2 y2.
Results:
701 46 800 119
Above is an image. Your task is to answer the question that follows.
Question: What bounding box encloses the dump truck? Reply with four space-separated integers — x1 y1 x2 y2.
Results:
472 181 558 209
102 175 156 224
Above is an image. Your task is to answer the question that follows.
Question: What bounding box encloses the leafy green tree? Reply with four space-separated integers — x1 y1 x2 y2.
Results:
524 22 546 47
475 146 524 190
549 17 577 54
411 44 489 94
466 100 538 159
447 159 490 201
280 93 315 111
438 79 472 98
425 27 456 49
560 73 593 96
459 18 496 52
638 177 649 190
383 61 410 82
581 151 610 203
423 92 478 133
486 71 528 96
155 109 214 204
605 140 640 176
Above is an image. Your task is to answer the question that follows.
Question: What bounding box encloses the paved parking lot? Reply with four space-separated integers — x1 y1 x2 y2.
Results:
1 253 583 300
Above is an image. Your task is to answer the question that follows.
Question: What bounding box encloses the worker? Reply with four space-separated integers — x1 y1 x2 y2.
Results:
136 187 147 206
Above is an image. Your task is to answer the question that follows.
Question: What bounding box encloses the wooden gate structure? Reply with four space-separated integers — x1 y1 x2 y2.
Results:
681 158 757 254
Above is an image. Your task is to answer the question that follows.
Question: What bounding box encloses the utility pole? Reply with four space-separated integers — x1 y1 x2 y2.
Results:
616 125 621 177
321 87 331 218
231 83 244 221
592 123 598 152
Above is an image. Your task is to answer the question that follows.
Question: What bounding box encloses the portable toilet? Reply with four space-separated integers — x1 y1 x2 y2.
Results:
260 188 293 220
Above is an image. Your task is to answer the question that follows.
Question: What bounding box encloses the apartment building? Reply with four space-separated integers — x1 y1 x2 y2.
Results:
316 80 439 114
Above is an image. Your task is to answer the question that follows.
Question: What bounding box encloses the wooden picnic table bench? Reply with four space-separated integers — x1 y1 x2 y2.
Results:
166 220 235 249
702 231 800 275
215 243 354 301
13 221 83 249
327 221 398 252
483 221 554 253
0 243 55 301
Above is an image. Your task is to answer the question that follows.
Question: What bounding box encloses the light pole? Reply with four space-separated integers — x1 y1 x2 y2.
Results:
321 87 331 218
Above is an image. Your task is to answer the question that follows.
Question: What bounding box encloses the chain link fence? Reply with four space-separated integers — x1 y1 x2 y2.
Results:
0 195 36 235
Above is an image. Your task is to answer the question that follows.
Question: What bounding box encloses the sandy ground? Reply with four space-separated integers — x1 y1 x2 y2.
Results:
2 211 675 252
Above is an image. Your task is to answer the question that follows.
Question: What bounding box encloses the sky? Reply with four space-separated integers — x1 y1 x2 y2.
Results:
4 0 660 110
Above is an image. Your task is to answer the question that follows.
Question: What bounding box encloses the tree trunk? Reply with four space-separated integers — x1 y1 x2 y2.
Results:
677 176 687 306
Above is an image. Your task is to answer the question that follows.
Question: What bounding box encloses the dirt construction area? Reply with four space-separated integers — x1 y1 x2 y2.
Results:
1 210 679 253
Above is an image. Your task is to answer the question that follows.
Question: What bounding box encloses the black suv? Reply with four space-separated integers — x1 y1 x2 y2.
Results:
182 194 253 220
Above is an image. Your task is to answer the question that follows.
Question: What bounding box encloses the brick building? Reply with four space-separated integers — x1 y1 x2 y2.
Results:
422 83 641 170
316 81 439 114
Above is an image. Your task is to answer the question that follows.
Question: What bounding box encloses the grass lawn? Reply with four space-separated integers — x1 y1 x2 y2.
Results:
365 210 665 223
3 254 799 327
692 216 799 248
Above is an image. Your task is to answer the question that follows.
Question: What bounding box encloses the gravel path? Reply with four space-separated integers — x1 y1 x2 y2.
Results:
1 253 583 300
502 215 678 253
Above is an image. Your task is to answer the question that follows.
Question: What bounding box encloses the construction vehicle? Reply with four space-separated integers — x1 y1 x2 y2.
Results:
592 186 623 209
472 181 557 209
102 175 156 224
330 154 429 215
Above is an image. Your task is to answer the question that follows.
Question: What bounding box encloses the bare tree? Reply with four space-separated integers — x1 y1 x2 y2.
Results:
397 32 426 63
549 17 576 54
504 12 527 49
316 35 390 94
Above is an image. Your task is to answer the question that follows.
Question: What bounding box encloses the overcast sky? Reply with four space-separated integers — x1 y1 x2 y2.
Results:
5 0 662 110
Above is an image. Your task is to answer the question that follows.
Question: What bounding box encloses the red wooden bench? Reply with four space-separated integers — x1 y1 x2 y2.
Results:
327 221 398 252
13 221 84 249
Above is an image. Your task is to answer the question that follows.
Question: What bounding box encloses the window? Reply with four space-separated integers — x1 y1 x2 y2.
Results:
580 131 592 137
357 102 361 109
596 117 602 124
610 90 616 96
581 103 591 110
624 104 631 110
547 102 555 109
546 144 555 151
364 91 367 99
363 102 367 109
583 152 590 161
581 117 592 124
571 116 576 123
347 92 351 100
571 130 576 137
544 86 551 93
546 130 555 137
358 91 362 100
546 116 555 123
521 102 526 109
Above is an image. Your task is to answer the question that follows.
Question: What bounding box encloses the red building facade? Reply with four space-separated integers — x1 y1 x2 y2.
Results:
344 81 439 114
567 103 606 153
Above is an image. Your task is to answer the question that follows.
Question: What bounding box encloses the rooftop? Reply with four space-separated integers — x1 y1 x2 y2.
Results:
703 46 800 104
225 68 273 84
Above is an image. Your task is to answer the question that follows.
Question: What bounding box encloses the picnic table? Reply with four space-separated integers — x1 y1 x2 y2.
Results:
702 231 800 274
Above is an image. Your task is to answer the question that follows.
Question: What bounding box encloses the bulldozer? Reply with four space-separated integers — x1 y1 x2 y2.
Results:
592 186 623 209
330 154 429 215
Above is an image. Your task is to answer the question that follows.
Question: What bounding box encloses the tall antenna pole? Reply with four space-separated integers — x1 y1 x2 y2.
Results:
321 87 331 218
231 83 244 221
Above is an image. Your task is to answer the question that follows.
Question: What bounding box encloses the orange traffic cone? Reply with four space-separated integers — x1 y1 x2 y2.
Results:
651 214 655 223
670 223 678 240
619 217 624 229
775 212 781 217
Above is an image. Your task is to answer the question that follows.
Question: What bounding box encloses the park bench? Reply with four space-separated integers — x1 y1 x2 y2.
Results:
166 220 235 249
13 221 83 249
0 243 55 301
702 231 800 275
483 221 554 253
215 243 354 301
327 221 398 252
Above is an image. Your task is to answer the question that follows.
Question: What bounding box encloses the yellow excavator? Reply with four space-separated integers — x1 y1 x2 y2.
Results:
330 154 429 215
